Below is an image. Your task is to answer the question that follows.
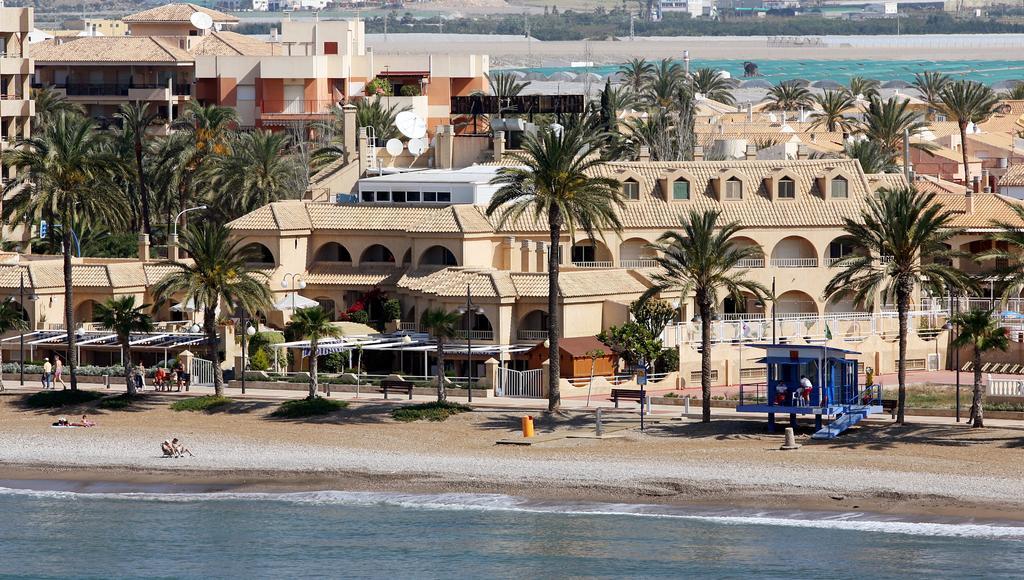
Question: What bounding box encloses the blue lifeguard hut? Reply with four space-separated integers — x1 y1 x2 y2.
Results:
736 344 883 440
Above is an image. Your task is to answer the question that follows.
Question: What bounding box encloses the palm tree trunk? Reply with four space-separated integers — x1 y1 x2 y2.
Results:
896 286 910 425
547 210 562 412
62 223 78 391
308 338 318 400
959 123 971 190
205 305 223 397
699 293 713 423
136 136 152 236
0 346 5 391
436 338 446 402
124 341 136 396
970 346 984 428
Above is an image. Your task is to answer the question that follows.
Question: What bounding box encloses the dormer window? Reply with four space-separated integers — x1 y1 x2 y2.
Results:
672 180 690 201
725 177 743 200
778 178 796 199
623 179 640 201
831 177 848 199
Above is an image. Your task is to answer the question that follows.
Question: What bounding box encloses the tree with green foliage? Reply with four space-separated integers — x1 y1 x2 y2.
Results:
31 86 84 129
642 209 769 422
94 296 155 396
0 299 27 391
765 82 813 111
824 187 971 424
950 309 1009 428
690 67 735 105
203 130 305 221
1 112 127 391
488 123 624 411
630 298 677 337
858 95 935 163
287 306 344 400
912 70 951 119
598 321 663 373
618 57 654 96
152 224 272 396
645 58 683 109
1005 84 1024 100
356 96 409 143
846 76 880 99
420 308 461 402
486 71 531 118
810 90 856 132
115 102 159 235
934 80 1000 188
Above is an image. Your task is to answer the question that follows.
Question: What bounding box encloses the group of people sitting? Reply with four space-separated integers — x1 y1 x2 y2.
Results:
776 375 816 406
150 364 191 392
160 438 194 458
52 415 95 428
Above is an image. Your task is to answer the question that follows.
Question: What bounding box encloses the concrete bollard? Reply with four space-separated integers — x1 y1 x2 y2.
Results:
684 395 690 416
595 407 603 437
780 427 801 451
104 374 110 389
522 415 535 438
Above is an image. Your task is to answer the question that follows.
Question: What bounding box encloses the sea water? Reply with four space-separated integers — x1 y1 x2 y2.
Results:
1 485 1023 579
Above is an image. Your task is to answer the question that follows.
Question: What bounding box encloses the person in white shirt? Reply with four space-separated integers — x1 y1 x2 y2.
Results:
799 375 814 405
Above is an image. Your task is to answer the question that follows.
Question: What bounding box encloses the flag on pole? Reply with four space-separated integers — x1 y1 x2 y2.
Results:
825 323 833 341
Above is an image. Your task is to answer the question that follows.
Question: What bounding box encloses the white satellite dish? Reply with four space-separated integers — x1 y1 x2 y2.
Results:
395 111 427 139
190 11 214 31
408 138 426 156
385 138 404 156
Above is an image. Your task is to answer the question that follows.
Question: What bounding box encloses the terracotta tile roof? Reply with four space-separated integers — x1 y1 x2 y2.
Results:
0 266 27 289
398 268 515 298
228 201 496 234
866 172 909 192
913 175 965 195
936 193 1024 229
189 31 276 57
999 164 1024 187
510 269 649 298
32 36 192 63
305 265 402 287
123 3 238 23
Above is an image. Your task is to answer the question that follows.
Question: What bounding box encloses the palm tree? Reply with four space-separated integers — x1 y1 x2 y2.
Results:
1 112 127 391
645 58 683 108
619 57 655 96
167 102 239 221
487 123 625 411
949 309 1008 429
690 67 735 105
419 308 461 402
356 96 409 143
94 296 155 396
115 102 159 235
31 86 84 128
858 95 934 163
765 82 812 111
643 210 768 423
810 90 856 132
486 71 531 118
934 80 1000 188
204 130 305 221
824 187 971 424
1005 84 1024 100
842 139 900 173
0 299 27 391
151 223 272 397
912 70 951 119
287 306 344 400
846 76 880 99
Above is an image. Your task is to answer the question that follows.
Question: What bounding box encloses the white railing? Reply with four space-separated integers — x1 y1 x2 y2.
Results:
498 367 543 398
619 259 660 269
735 258 765 268
455 330 494 341
517 329 548 341
988 375 1024 397
880 255 895 264
825 257 842 266
190 357 215 387
769 257 818 268
398 321 419 332
571 261 615 268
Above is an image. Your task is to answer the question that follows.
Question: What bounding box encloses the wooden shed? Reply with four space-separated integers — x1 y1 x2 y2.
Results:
525 336 618 379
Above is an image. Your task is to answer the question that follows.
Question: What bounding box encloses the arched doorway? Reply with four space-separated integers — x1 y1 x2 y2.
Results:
313 242 352 263
360 244 396 265
241 243 276 266
770 236 817 268
419 245 458 267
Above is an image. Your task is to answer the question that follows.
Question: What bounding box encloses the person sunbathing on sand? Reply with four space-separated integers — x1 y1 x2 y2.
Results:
70 415 95 427
161 440 176 457
172 438 194 457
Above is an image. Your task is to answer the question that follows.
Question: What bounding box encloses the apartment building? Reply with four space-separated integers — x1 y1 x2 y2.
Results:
0 6 34 154
193 18 488 130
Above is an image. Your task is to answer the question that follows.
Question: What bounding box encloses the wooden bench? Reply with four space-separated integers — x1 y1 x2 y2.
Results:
380 380 415 400
610 388 644 408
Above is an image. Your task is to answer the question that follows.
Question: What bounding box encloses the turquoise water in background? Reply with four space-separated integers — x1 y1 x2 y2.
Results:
2 486 1024 579
510 60 1024 85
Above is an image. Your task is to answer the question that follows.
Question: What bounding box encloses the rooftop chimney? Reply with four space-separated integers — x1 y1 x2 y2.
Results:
745 143 757 160
693 146 704 161
965 189 975 214
638 145 650 162
982 169 991 193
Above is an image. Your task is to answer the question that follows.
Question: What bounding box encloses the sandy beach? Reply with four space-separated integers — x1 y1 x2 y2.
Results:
2 389 1024 522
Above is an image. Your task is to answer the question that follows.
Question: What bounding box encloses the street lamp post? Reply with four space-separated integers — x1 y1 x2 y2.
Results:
241 316 256 395
19 271 25 386
953 293 961 422
400 334 412 375
281 274 307 314
457 283 484 403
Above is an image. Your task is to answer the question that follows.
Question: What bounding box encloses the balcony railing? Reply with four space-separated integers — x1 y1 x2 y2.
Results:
734 258 765 268
455 329 494 341
769 257 818 268
570 260 615 268
52 83 191 97
398 321 418 332
517 329 548 341
258 99 337 116
619 259 660 269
